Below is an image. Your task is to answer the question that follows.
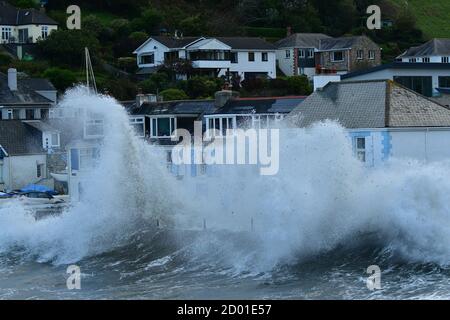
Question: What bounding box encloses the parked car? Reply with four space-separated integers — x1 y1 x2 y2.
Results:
18 192 65 205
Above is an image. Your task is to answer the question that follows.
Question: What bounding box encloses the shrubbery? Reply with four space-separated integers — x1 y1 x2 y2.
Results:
159 88 189 101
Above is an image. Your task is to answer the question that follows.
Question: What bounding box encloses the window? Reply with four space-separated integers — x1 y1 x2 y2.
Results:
439 77 450 88
129 117 145 137
139 53 155 65
13 109 20 119
332 51 344 62
409 58 417 63
79 148 96 170
355 137 366 162
262 52 268 62
357 50 364 60
151 117 176 137
368 50 375 60
394 76 433 97
1 27 11 42
442 57 450 63
37 164 44 178
285 50 290 59
84 119 104 137
41 109 49 119
248 52 255 62
26 109 35 120
51 133 60 147
231 52 238 63
207 117 234 137
7 109 13 120
307 49 314 58
41 26 49 39
422 57 430 63
299 50 305 58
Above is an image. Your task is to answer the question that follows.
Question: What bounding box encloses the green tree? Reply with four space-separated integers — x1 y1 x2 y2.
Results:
42 67 78 91
38 30 100 66
160 88 189 101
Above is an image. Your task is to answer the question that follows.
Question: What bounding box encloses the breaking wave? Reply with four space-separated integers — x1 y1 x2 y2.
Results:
1 87 450 275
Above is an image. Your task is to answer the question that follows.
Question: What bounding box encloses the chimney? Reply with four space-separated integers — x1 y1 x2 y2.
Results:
286 26 292 37
214 90 239 108
40 5 46 13
8 68 17 91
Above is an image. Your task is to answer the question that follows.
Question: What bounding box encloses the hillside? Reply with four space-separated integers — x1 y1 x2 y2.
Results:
392 0 450 38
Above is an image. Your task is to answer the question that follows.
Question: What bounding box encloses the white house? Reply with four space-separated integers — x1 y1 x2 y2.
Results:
0 1 58 44
396 38 450 64
0 120 57 191
288 79 450 166
133 35 277 80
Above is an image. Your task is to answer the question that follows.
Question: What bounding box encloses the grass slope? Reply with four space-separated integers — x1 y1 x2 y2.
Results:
391 0 450 38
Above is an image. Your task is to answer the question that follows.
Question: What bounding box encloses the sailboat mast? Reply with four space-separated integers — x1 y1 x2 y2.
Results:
85 47 97 94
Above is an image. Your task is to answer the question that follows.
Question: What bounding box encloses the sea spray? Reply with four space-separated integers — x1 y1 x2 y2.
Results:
1 88 450 272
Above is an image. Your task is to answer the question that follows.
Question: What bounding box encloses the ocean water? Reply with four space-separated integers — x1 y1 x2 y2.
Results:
1 88 450 300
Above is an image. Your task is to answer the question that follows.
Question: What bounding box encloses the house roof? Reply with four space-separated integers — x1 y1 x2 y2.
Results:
318 36 370 51
0 1 58 26
213 96 306 115
0 120 44 155
151 36 203 49
20 78 56 91
0 73 54 105
397 39 450 58
275 33 331 49
287 80 450 129
216 37 276 50
128 100 217 116
341 62 450 80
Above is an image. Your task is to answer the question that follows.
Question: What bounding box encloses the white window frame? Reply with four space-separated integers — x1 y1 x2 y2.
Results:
442 56 449 63
368 50 375 60
150 117 176 138
409 58 417 63
1 27 12 42
139 52 155 65
285 50 290 59
84 119 104 139
357 50 364 60
36 163 45 178
7 109 13 119
307 49 314 58
50 132 60 148
261 52 268 62
206 116 235 137
41 26 49 39
422 57 430 63
355 137 366 162
332 51 344 62
299 49 305 58
129 117 145 137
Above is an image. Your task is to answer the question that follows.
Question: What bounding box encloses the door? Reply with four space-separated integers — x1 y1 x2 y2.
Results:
18 29 28 43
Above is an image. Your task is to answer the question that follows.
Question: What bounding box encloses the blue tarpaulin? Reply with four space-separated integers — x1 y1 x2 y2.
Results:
20 184 58 195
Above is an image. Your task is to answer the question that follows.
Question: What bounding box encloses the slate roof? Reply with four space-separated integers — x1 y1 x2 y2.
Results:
0 120 44 155
287 80 450 128
151 36 203 49
213 96 307 115
0 73 53 105
0 1 57 26
318 36 368 51
128 100 216 116
20 78 56 91
397 39 450 58
275 33 331 49
216 37 276 50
